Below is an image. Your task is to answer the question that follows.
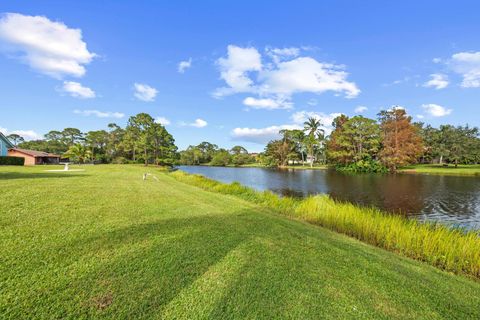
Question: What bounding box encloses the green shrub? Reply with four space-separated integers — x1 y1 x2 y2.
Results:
0 156 25 166
209 151 232 166
170 170 480 279
336 160 388 173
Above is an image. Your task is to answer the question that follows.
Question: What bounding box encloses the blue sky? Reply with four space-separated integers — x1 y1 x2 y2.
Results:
1 1 480 152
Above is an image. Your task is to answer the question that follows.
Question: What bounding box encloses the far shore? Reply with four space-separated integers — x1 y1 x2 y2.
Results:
180 163 480 176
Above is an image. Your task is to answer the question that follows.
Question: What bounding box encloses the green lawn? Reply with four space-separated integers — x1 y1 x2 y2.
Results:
1 165 480 319
400 164 480 176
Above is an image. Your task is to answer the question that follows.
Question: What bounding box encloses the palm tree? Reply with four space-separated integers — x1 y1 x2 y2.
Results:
303 117 322 167
63 144 92 164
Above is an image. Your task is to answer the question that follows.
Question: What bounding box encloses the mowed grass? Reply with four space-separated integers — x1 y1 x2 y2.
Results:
1 165 480 319
400 164 480 176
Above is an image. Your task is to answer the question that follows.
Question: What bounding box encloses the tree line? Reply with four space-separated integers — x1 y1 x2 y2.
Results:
16 113 177 165
179 142 256 166
259 107 480 172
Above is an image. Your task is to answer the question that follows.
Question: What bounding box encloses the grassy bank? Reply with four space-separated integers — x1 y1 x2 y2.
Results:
171 170 480 279
2 165 480 319
400 164 480 176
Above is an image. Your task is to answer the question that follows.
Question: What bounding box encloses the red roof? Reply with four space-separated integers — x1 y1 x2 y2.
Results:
10 148 60 158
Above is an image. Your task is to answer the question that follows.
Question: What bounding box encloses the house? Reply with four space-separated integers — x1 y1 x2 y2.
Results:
8 148 60 165
0 132 14 156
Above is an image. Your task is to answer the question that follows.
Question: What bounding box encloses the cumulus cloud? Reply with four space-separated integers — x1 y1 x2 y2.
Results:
423 73 449 90
214 45 359 105
0 126 41 140
354 105 368 113
0 13 96 78
133 83 158 102
179 118 208 128
73 109 124 118
449 51 480 88
155 117 171 126
242 97 292 110
260 57 360 98
178 58 192 73
421 103 452 117
214 45 262 97
416 114 425 119
265 47 300 63
61 81 95 98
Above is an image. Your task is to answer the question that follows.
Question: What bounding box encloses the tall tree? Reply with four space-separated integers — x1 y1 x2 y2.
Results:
378 108 423 172
230 145 248 155
327 115 350 165
126 113 155 165
303 117 324 167
61 128 83 146
332 116 380 164
85 130 108 161
6 134 24 146
106 123 125 160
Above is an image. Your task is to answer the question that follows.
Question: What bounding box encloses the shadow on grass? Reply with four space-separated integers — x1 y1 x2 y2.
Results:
0 172 88 180
5 208 480 319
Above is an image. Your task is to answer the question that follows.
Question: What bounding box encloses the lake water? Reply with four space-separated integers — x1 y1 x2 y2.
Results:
178 166 480 230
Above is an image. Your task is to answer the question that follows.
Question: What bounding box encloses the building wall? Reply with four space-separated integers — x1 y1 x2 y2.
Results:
0 136 9 156
7 149 36 165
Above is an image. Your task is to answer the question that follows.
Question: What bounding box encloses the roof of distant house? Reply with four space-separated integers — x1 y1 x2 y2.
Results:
10 148 60 158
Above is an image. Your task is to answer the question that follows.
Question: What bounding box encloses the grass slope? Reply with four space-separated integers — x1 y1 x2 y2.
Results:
400 164 480 176
1 165 480 319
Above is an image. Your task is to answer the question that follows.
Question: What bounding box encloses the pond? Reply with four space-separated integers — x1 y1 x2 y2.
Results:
178 166 480 230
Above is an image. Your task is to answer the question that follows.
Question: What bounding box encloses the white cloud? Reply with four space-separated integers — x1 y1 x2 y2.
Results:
260 57 360 99
61 81 95 98
423 73 449 90
265 47 300 63
421 103 452 117
354 105 368 113
450 51 480 88
416 114 425 119
192 118 207 128
387 105 406 112
432 58 442 64
73 109 124 118
178 58 192 73
214 45 359 103
155 117 170 126
231 125 301 144
214 45 262 97
307 99 317 106
133 83 158 102
0 126 41 140
0 13 95 78
242 97 292 110
179 118 208 128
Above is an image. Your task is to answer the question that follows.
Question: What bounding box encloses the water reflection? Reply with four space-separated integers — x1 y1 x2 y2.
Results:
178 166 480 229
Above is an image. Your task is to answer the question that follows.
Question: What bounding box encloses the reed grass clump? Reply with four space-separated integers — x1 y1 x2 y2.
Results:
170 170 480 279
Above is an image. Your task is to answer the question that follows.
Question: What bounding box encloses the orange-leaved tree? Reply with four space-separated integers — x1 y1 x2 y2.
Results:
378 107 423 172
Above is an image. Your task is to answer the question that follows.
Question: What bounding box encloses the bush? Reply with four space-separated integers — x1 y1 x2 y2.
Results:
209 151 232 166
336 160 388 173
0 156 25 166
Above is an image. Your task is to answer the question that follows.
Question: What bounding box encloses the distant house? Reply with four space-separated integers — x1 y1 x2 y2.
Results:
0 132 14 156
8 148 60 165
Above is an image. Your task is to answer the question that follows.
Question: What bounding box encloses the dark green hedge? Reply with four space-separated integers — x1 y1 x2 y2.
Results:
0 156 25 166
